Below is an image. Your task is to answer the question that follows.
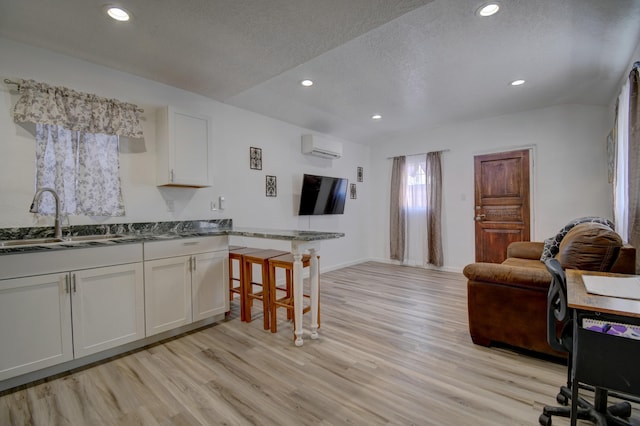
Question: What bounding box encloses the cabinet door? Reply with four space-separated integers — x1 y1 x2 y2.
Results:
192 251 229 321
144 256 192 336
0 274 72 380
71 263 145 358
157 106 212 187
172 111 211 186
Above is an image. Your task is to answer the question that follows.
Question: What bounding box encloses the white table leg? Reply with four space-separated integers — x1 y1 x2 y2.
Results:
309 248 319 339
292 247 304 346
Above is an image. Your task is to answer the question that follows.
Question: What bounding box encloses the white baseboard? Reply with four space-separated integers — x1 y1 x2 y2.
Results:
276 257 464 285
363 257 464 274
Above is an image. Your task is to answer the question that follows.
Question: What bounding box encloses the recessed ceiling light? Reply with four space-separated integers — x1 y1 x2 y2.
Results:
106 6 131 22
477 2 500 17
301 79 314 87
371 114 382 120
510 79 526 86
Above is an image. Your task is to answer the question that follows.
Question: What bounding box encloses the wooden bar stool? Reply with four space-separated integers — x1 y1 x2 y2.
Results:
228 246 262 319
228 245 246 302
243 249 289 328
268 253 320 337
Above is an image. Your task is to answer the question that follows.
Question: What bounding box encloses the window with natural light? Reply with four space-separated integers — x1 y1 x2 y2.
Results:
614 78 631 242
406 161 428 211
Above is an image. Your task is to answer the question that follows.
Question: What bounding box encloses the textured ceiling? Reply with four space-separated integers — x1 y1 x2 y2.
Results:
1 0 639 145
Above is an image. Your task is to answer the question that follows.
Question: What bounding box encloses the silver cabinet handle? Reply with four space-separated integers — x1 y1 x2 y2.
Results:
64 275 70 294
193 256 196 271
72 274 77 293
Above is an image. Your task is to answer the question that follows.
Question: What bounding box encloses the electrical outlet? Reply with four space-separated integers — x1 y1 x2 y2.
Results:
210 201 217 211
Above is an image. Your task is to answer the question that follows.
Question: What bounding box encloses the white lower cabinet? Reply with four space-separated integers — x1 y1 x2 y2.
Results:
0 237 228 385
192 251 228 321
0 262 144 381
144 236 229 336
144 256 193 335
0 273 73 381
71 263 145 358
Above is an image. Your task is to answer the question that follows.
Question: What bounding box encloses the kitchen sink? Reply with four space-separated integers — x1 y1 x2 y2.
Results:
66 234 125 242
0 238 64 247
0 234 127 247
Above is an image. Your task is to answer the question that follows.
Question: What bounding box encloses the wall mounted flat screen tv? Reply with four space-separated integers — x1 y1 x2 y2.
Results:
298 174 348 215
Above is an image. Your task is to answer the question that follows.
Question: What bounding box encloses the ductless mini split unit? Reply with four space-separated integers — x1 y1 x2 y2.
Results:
301 134 343 159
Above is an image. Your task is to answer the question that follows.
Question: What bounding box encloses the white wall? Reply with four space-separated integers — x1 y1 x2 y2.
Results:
370 103 613 272
0 36 621 273
0 38 371 271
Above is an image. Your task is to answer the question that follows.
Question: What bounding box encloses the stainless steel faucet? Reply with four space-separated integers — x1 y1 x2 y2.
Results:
29 187 62 239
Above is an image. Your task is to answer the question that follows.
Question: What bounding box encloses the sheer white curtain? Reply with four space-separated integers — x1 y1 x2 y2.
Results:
405 154 428 266
35 124 77 215
614 78 631 242
35 124 125 216
76 131 125 216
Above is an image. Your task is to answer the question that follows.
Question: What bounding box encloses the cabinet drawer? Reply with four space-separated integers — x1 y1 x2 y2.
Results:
143 236 228 260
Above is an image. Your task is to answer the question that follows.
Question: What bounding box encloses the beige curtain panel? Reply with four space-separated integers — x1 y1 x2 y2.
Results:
12 79 144 138
426 151 443 267
390 152 445 267
389 156 407 261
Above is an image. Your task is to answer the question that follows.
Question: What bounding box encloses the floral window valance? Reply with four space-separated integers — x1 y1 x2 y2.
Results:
12 79 144 138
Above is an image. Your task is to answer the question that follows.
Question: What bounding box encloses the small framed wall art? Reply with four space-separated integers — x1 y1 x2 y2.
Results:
350 183 357 199
250 147 262 170
266 175 277 197
357 166 363 182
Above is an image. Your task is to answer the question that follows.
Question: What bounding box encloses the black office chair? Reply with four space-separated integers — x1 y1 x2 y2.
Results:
539 258 632 426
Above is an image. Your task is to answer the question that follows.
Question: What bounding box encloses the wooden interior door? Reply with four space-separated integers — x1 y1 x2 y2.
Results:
474 149 531 263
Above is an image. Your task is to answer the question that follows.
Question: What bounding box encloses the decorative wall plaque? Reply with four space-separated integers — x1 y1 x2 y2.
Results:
266 175 277 197
250 147 262 170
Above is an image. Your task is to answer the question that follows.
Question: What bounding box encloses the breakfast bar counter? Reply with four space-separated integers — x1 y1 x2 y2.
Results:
229 227 345 345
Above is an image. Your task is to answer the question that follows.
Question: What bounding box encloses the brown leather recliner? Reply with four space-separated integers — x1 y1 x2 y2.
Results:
463 222 636 358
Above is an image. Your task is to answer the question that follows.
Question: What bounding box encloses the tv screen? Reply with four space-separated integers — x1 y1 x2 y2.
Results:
298 174 348 215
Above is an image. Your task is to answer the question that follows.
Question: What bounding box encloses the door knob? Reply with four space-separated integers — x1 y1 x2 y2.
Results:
474 214 486 221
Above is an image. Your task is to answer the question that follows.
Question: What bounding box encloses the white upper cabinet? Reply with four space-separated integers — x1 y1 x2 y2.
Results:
156 106 212 187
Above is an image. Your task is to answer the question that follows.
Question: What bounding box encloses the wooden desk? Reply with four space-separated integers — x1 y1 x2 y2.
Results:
567 270 640 319
566 270 640 425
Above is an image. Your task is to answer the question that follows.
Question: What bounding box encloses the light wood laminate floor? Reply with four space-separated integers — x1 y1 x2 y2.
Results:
1 261 637 425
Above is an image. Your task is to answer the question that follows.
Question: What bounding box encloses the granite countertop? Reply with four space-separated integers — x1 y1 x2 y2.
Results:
228 227 345 241
0 220 345 255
